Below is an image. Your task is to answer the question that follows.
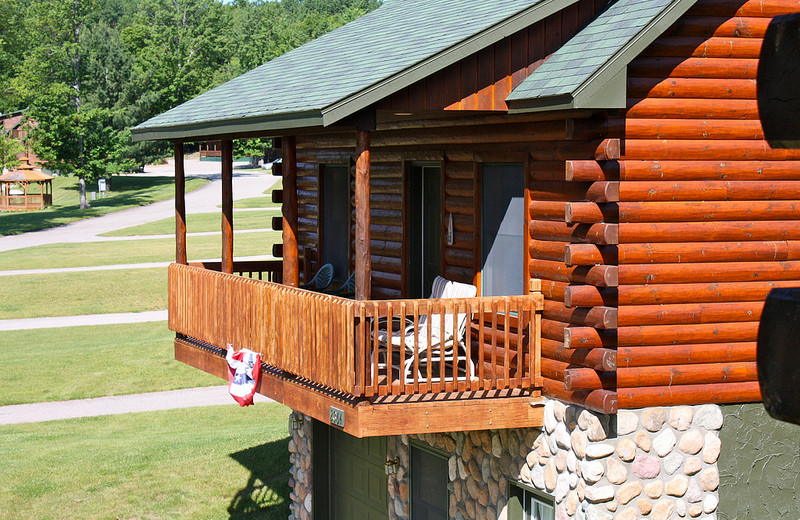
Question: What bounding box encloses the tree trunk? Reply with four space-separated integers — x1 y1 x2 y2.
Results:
78 175 90 209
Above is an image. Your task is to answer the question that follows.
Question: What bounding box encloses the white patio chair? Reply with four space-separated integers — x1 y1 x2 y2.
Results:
376 276 477 383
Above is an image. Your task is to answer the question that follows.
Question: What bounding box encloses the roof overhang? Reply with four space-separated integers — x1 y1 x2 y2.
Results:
131 111 325 143
132 0 584 143
507 0 698 114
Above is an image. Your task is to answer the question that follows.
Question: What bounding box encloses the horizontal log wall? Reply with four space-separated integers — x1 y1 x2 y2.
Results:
610 0 800 408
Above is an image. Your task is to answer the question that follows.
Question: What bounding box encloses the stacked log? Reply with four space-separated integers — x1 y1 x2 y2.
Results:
610 0 800 408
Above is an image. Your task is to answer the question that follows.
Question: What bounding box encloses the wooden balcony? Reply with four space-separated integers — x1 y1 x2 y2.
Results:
169 262 545 436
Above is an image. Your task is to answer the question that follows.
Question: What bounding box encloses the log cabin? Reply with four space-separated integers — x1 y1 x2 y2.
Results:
132 0 800 518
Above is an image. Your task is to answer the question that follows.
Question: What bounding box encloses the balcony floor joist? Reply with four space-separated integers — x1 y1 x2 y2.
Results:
175 337 544 438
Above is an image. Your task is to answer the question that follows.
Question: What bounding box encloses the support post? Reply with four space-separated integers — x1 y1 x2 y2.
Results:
282 136 299 286
221 140 234 274
355 130 371 300
175 142 187 265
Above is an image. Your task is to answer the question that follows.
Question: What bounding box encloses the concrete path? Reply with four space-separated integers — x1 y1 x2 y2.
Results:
0 159 278 253
0 310 169 331
0 386 274 425
0 254 275 276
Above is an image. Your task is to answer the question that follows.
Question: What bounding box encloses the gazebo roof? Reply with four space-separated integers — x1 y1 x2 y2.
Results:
0 158 53 182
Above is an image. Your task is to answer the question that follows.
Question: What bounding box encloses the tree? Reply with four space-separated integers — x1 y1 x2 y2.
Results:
234 138 272 167
0 132 25 173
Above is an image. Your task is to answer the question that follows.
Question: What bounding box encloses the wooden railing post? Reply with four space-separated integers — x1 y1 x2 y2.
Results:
174 141 187 265
221 140 234 274
282 136 299 286
355 130 371 300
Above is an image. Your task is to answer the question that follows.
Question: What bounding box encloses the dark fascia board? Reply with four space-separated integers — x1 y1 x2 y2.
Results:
507 0 698 114
130 111 325 142
320 0 582 126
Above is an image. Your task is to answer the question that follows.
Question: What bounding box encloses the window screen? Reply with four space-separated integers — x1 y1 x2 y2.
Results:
411 445 448 520
481 163 524 296
321 165 350 279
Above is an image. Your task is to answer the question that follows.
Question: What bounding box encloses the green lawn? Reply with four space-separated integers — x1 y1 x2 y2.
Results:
0 175 208 236
0 322 220 405
0 230 280 271
231 177 282 209
101 208 280 237
0 404 291 520
1 268 167 319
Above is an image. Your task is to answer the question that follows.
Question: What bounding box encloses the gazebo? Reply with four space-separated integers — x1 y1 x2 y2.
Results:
0 157 53 211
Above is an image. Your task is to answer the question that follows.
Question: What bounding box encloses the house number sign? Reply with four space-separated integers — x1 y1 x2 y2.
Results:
329 406 345 428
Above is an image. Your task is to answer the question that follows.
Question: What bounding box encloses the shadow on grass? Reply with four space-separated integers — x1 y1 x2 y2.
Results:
0 176 178 235
228 437 292 519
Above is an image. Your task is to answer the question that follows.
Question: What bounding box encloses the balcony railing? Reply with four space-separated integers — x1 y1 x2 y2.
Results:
169 262 543 398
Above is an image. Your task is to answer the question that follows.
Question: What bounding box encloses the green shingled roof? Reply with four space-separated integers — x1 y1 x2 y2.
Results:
133 0 583 141
506 0 697 113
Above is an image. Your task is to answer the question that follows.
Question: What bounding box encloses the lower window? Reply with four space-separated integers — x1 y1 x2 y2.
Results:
508 482 554 520
410 443 449 520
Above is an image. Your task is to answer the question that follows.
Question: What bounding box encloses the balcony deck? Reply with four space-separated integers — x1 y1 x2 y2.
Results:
169 262 545 437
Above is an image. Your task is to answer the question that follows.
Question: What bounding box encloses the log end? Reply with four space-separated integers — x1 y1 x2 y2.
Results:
272 189 283 204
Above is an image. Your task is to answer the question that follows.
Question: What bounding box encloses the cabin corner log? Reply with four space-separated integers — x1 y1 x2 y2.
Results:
543 378 617 414
563 326 617 350
529 221 619 245
564 367 615 392
541 338 617 371
568 160 800 182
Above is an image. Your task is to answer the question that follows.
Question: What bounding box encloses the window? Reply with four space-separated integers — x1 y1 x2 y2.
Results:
508 482 554 520
410 443 449 520
407 164 442 298
320 165 351 279
481 163 524 297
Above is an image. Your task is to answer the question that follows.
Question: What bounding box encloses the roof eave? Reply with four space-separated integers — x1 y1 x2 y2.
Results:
321 0 583 126
131 111 326 142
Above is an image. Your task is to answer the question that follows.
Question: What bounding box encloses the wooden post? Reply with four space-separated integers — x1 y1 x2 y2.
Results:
221 140 234 274
355 130 371 300
282 136 299 286
174 142 187 265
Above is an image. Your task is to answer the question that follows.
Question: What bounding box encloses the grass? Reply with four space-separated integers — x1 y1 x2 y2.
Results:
101 208 280 237
0 403 292 520
0 268 167 319
0 175 208 236
0 230 280 271
231 177 282 209
0 322 220 405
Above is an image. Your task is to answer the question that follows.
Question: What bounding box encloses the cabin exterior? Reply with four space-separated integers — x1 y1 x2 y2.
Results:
133 0 800 519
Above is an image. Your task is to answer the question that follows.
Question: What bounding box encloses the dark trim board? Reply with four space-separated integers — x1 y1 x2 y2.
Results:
175 337 544 437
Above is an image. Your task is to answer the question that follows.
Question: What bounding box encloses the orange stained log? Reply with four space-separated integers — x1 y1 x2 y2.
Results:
355 130 372 300
221 140 234 275
174 141 187 265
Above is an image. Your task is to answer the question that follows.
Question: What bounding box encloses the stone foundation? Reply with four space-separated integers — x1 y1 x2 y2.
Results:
288 401 725 520
288 411 312 520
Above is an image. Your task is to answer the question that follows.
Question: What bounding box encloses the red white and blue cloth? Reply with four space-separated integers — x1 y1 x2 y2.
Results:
226 345 261 406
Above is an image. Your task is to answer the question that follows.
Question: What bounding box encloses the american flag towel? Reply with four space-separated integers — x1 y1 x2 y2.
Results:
226 345 261 406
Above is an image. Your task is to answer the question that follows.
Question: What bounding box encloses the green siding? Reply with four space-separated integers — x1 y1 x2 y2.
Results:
718 403 800 519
